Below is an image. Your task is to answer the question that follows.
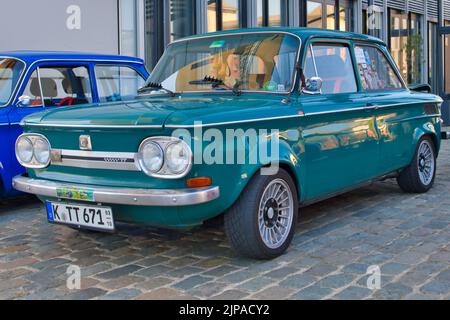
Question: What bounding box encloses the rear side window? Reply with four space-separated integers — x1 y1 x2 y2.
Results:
95 65 146 102
354 45 404 91
304 43 357 94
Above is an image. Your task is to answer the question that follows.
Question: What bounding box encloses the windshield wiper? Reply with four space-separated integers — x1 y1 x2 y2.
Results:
189 76 242 96
138 82 175 97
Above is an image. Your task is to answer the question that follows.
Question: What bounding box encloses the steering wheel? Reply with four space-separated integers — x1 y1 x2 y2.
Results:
58 97 75 107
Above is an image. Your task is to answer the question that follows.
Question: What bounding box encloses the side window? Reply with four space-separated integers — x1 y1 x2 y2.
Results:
22 66 92 107
354 45 404 91
304 43 358 94
95 65 146 102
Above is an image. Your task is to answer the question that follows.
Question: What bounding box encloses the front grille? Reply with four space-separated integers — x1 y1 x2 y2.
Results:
50 149 140 172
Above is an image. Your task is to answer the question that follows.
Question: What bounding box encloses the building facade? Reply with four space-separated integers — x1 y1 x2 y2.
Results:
1 0 450 122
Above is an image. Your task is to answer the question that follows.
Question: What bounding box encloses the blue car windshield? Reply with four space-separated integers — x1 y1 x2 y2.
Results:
147 33 300 94
0 58 25 106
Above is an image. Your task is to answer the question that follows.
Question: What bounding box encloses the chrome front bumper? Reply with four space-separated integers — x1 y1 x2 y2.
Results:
12 176 220 206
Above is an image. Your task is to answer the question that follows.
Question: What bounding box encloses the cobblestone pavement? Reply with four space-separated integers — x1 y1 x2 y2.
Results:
1 140 449 300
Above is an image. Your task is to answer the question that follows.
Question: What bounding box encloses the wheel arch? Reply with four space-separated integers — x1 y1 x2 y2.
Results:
413 124 440 157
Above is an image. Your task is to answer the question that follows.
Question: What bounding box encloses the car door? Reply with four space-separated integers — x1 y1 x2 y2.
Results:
299 41 380 201
353 43 416 174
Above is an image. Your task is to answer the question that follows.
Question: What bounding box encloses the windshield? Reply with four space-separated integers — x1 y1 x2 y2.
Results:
147 33 300 94
0 58 25 106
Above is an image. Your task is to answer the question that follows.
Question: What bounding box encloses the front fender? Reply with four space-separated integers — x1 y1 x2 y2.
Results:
412 120 441 158
239 131 304 202
181 126 305 220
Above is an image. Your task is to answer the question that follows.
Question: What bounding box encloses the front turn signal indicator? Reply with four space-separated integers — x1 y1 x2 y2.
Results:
186 177 212 188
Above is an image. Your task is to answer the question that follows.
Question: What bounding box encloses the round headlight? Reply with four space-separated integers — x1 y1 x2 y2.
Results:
165 141 191 174
34 137 50 165
16 136 33 164
139 141 164 173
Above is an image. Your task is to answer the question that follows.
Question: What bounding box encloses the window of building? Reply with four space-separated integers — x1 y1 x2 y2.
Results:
326 4 335 29
120 0 138 57
408 13 423 85
95 66 146 103
445 20 450 94
304 43 357 94
144 0 165 70
389 9 408 82
428 22 437 92
208 0 240 32
389 10 424 85
169 0 196 41
307 1 323 28
363 6 383 39
144 0 197 70
207 0 218 31
338 1 353 32
23 67 92 107
257 0 286 27
306 0 353 31
354 45 403 91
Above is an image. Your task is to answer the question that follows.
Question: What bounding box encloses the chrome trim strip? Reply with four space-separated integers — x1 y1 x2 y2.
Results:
54 158 140 171
305 106 369 116
386 114 442 123
166 101 442 128
51 149 140 171
149 31 302 95
21 122 162 129
304 102 441 116
12 176 220 206
62 149 136 159
165 114 304 128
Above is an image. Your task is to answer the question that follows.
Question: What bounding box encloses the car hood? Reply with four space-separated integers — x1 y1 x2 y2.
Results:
21 95 294 128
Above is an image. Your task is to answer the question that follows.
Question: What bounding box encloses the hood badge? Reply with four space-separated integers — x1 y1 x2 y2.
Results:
51 150 62 163
79 135 92 151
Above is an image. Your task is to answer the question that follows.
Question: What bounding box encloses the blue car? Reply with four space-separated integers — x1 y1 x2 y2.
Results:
0 51 149 198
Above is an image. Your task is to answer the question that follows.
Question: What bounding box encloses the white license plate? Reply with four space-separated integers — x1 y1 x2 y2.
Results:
46 201 115 232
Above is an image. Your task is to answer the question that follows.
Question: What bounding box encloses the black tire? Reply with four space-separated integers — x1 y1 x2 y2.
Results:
224 168 298 259
397 136 437 193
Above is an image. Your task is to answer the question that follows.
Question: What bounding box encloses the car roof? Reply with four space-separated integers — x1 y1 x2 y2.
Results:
171 27 386 46
0 51 145 65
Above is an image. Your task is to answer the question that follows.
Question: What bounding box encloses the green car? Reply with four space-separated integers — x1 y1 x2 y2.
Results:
13 28 443 259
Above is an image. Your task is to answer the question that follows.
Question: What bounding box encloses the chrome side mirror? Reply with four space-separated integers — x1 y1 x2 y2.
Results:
302 77 323 95
17 95 31 107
